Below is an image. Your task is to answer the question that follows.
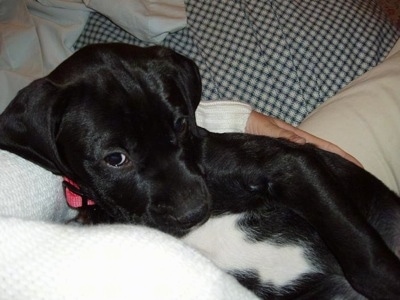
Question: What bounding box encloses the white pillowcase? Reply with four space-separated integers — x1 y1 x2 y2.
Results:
299 39 400 194
83 0 187 43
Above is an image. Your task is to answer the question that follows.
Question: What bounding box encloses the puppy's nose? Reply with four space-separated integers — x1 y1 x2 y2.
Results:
175 203 210 228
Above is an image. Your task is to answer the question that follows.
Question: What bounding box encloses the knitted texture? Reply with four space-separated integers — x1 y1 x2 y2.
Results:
0 219 258 300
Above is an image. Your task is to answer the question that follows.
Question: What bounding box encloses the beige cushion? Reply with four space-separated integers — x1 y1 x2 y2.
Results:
299 39 400 194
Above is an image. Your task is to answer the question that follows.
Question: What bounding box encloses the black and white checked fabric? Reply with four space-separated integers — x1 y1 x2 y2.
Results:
74 0 399 125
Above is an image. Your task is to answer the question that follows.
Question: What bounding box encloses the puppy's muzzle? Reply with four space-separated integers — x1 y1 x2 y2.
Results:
148 178 211 233
153 195 210 228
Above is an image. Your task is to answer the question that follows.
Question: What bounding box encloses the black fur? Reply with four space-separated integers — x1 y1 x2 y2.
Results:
0 43 399 299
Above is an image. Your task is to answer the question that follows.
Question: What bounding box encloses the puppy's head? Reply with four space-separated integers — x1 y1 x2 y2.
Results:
0 43 209 235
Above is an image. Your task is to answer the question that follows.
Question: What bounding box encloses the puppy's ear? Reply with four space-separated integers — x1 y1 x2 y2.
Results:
172 53 203 133
0 78 68 175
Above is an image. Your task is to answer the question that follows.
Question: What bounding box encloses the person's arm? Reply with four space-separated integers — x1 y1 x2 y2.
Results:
196 101 362 167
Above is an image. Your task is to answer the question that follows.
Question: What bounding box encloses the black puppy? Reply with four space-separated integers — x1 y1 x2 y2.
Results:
0 43 400 299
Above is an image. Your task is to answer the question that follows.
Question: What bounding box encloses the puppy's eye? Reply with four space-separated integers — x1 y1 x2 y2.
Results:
174 117 188 134
104 152 129 167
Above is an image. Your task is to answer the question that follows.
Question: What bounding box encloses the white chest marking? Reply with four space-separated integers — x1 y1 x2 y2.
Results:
182 214 314 287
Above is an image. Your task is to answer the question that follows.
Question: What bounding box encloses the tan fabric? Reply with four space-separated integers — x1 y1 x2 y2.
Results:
300 39 400 193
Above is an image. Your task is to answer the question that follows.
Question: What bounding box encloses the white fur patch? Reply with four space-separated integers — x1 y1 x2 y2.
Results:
182 214 314 287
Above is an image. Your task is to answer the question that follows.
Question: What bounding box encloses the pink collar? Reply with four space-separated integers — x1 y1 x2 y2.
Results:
63 177 96 208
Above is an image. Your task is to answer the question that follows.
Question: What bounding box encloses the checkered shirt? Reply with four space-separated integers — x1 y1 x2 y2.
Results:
74 0 400 125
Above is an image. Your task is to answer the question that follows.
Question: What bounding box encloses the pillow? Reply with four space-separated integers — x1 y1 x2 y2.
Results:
299 39 400 194
82 0 186 43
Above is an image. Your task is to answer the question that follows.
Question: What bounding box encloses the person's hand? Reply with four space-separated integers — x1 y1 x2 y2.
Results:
245 111 363 168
